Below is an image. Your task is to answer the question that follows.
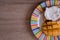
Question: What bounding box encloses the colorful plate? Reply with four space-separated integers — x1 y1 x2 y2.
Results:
31 0 60 40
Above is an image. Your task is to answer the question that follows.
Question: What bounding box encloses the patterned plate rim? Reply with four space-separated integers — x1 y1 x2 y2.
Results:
31 0 60 40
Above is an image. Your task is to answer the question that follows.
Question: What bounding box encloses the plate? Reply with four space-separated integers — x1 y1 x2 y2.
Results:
31 0 60 40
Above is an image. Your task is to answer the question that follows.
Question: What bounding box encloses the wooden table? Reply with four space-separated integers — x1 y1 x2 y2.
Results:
0 0 44 40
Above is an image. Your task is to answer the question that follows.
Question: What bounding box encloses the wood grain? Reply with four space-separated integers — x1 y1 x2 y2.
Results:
0 0 44 40
0 0 45 4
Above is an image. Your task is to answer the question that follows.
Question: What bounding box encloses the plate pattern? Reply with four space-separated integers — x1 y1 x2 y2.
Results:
31 0 60 40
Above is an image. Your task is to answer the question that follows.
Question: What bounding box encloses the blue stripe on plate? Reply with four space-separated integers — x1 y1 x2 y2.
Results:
41 2 47 8
51 0 54 6
58 36 60 40
33 28 40 34
32 27 39 31
51 36 54 40
31 21 37 24
33 8 41 15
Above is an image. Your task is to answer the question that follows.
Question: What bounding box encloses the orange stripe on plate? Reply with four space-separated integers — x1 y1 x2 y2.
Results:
37 5 43 13
55 0 59 6
31 17 38 21
47 36 50 40
31 26 38 30
38 32 42 39
31 16 38 19
54 36 58 40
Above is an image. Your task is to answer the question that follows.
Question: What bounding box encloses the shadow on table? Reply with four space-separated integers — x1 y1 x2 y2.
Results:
25 4 38 40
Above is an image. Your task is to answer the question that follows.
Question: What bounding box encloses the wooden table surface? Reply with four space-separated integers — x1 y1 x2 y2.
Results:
0 0 45 40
